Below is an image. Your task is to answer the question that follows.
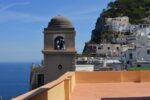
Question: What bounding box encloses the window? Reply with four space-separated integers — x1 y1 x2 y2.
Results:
147 50 150 54
129 53 133 59
137 65 141 67
126 61 130 64
116 47 119 51
98 47 102 50
98 46 102 50
54 36 65 50
37 74 44 87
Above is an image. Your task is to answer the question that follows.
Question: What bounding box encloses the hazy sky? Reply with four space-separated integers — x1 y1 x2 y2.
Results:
0 0 112 62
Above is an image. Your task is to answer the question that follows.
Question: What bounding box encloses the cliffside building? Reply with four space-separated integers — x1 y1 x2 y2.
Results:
105 16 129 32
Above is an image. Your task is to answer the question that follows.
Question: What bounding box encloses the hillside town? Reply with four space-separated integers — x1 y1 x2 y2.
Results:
78 16 150 71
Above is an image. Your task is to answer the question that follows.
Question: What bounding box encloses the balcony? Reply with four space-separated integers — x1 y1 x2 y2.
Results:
13 71 150 100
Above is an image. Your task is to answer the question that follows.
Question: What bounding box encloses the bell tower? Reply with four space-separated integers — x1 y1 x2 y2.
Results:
42 16 76 83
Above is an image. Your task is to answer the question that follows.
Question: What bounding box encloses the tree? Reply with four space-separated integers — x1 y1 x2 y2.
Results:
102 0 150 24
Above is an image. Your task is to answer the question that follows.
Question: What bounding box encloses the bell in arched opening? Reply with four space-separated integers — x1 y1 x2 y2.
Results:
54 36 66 50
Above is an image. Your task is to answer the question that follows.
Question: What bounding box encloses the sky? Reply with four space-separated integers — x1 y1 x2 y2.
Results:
0 0 112 62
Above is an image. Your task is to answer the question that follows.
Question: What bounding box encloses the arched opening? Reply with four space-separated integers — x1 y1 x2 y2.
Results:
54 36 66 50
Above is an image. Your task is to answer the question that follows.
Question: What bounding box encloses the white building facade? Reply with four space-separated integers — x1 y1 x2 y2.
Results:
123 46 150 67
105 16 130 32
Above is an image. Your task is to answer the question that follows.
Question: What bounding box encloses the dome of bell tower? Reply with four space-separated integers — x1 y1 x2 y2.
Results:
48 16 73 28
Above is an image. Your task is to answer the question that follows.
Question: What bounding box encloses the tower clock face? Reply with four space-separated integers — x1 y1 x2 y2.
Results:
54 36 66 50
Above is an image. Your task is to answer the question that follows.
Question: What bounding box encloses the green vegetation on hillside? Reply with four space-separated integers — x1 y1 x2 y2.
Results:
128 67 150 71
102 0 150 24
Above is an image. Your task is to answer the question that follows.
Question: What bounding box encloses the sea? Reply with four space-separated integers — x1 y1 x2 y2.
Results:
0 62 33 100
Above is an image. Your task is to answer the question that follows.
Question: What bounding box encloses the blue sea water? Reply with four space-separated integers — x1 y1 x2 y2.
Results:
0 62 31 100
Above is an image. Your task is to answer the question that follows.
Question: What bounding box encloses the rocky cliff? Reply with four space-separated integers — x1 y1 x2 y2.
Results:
83 0 150 54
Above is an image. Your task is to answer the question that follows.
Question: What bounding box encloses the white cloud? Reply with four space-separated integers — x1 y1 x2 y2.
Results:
0 2 30 11
0 10 49 23
0 2 49 23
0 1 101 23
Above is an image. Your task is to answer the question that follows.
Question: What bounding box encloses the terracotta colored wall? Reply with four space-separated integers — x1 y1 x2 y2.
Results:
69 73 76 93
75 71 150 83
75 71 122 83
121 71 141 82
13 71 150 100
31 82 66 100
30 73 76 100
141 71 150 82
102 97 150 100
47 81 66 100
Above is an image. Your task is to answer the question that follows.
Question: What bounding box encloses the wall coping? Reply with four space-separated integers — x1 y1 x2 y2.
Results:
12 72 75 100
